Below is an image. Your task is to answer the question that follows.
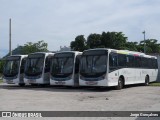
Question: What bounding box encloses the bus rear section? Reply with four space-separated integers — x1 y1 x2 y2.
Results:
3 55 27 86
79 49 108 87
50 51 82 86
108 51 158 89
24 52 54 85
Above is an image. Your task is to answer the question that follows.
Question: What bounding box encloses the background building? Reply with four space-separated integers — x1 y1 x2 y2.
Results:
59 46 71 51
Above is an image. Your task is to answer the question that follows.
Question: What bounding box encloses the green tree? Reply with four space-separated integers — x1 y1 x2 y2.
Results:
87 33 102 49
0 60 5 76
125 42 138 51
4 40 48 57
70 35 87 51
139 39 160 53
22 40 48 54
101 32 128 49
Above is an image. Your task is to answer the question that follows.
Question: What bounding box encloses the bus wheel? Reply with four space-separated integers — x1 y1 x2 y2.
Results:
19 83 25 87
115 78 123 90
144 76 149 86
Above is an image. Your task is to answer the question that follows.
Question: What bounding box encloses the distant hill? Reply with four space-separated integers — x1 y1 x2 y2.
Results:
4 46 25 58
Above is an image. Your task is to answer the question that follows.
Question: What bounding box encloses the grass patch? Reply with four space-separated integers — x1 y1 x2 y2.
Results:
0 79 3 83
0 76 3 83
149 82 160 86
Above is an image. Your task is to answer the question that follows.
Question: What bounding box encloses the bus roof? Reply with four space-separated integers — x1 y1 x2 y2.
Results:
55 51 82 54
7 55 28 57
83 48 157 59
28 52 54 55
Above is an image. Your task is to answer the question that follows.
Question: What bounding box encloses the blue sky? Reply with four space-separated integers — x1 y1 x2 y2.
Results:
0 0 160 57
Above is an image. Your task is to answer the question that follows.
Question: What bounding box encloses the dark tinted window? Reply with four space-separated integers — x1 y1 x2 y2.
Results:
109 53 118 71
75 55 81 73
135 56 141 68
126 55 134 67
45 56 52 72
54 53 74 58
20 58 26 73
83 50 107 56
6 56 20 61
141 57 149 68
152 59 158 69
118 54 126 67
29 53 44 58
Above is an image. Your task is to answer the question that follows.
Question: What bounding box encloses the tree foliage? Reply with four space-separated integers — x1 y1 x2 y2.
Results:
0 60 5 75
101 32 127 49
70 31 160 54
70 35 87 52
4 40 48 57
87 33 101 49
1 40 49 74
139 39 160 53
22 40 48 54
71 32 128 51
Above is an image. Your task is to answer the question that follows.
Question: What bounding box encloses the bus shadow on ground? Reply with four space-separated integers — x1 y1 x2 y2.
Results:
0 83 146 93
0 84 114 92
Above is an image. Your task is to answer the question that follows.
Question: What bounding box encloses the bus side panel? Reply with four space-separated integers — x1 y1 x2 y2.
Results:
108 68 136 86
120 68 137 85
108 70 119 86
148 69 158 82
154 69 158 82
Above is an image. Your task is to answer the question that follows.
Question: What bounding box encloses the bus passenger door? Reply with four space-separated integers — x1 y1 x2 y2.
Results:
109 53 119 86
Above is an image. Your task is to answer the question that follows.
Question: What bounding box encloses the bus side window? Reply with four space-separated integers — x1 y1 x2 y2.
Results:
126 55 134 67
135 56 141 68
153 59 158 69
118 54 126 67
45 56 51 72
109 53 118 71
20 58 26 73
141 57 145 68
144 58 148 68
75 55 81 74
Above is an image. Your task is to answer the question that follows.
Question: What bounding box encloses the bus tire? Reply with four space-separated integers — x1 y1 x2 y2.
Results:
19 83 25 87
144 76 149 86
115 78 123 90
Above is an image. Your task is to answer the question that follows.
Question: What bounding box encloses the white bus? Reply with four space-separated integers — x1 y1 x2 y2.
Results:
24 52 54 85
50 51 82 86
79 48 158 89
3 55 28 86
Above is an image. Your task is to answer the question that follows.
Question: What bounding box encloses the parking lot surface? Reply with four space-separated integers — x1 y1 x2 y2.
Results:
0 83 160 120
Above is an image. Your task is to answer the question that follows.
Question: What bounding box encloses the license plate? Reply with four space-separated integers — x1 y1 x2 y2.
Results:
55 81 65 85
85 81 98 85
6 80 13 83
28 80 36 83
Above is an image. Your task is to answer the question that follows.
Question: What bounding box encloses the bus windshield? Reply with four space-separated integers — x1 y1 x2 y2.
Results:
51 53 74 78
25 54 45 76
3 56 20 77
80 50 107 77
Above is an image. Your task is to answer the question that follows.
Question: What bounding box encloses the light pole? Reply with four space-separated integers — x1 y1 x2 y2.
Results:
9 18 12 56
142 31 146 53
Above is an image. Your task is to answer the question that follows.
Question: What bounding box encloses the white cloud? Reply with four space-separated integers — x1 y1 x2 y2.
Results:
0 0 160 57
